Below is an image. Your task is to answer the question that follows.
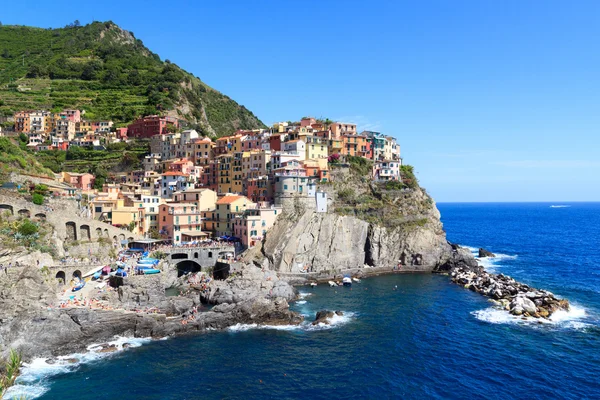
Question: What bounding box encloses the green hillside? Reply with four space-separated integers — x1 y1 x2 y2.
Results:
0 21 265 136
0 136 55 183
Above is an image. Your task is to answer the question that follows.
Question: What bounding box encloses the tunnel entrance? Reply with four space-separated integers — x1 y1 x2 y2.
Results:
175 260 201 277
55 271 66 285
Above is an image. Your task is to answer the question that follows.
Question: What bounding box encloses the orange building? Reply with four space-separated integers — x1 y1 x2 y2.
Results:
342 134 371 159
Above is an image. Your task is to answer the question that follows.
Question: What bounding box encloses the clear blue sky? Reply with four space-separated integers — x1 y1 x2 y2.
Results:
3 0 599 202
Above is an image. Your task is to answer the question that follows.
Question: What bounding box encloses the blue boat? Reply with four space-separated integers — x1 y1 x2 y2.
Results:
138 259 159 265
142 268 161 275
72 280 85 292
92 271 102 280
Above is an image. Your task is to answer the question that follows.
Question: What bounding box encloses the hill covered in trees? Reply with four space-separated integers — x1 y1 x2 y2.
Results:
0 21 265 136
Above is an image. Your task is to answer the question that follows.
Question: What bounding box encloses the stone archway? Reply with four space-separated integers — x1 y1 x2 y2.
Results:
104 229 109 237
65 222 77 241
96 227 103 238
55 271 66 285
171 253 188 260
72 270 82 279
193 252 198 259
18 209 30 218
80 225 91 241
34 213 46 221
118 233 125 242
0 204 13 215
175 260 201 277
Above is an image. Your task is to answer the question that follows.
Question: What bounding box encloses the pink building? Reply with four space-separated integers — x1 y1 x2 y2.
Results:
168 158 195 175
233 204 282 248
60 110 81 123
301 117 316 127
61 172 95 190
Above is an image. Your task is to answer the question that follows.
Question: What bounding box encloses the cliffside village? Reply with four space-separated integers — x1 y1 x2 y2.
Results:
8 110 402 249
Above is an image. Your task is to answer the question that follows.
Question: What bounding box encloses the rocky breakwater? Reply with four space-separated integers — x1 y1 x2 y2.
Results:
451 266 570 319
0 265 302 361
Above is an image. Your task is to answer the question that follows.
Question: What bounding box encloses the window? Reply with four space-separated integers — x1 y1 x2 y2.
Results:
284 184 288 190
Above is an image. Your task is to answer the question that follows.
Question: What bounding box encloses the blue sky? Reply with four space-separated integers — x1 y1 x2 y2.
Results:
3 0 599 201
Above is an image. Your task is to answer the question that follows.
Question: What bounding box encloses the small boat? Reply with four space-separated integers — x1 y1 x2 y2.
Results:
72 280 85 292
115 268 127 277
142 268 161 275
82 265 104 278
137 259 159 266
352 277 361 283
92 271 102 280
310 282 318 287
342 276 352 287
328 281 337 287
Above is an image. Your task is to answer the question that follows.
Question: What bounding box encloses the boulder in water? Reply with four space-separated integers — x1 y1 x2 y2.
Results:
313 310 335 325
478 248 496 258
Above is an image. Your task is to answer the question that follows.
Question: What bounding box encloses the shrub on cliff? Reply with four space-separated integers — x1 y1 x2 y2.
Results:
18 219 39 236
32 193 44 205
400 165 418 189
0 349 22 397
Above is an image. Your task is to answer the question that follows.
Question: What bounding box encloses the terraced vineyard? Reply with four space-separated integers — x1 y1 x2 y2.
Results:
0 22 265 135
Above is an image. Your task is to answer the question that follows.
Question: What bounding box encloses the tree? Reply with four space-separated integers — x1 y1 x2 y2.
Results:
127 221 136 232
74 20 81 27
26 65 48 78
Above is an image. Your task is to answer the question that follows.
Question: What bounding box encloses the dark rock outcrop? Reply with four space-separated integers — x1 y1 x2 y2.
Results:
478 248 496 258
312 310 344 325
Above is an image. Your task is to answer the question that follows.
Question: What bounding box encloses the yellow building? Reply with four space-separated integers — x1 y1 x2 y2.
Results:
172 188 218 210
305 136 329 160
231 152 244 194
215 195 254 236
216 154 233 194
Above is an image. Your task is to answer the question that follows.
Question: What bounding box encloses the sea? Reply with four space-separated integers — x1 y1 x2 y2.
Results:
6 202 600 400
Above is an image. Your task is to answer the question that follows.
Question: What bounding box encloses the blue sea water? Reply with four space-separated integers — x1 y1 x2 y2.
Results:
9 202 600 399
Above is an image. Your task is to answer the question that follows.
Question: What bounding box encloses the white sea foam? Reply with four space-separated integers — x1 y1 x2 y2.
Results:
227 312 356 333
296 300 307 305
463 246 518 273
472 304 590 330
550 205 571 208
297 292 312 299
4 336 153 399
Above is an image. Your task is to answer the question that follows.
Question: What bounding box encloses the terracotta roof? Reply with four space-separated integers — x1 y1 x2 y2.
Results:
216 195 245 205
162 171 186 176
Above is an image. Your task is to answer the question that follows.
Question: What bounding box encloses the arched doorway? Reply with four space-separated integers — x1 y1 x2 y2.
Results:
72 270 82 279
55 271 66 285
0 204 13 215
80 225 91 241
34 213 46 221
65 221 77 241
96 228 103 237
18 209 30 218
175 260 201 277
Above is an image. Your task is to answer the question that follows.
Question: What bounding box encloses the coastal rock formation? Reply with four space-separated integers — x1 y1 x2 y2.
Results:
313 310 344 325
0 265 301 360
261 186 477 276
478 248 496 258
450 266 570 318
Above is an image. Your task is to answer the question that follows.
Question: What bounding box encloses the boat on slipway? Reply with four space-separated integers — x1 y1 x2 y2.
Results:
342 276 352 287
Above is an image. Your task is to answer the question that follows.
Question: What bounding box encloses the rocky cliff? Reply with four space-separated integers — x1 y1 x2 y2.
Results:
260 167 476 276
0 265 300 360
262 175 476 275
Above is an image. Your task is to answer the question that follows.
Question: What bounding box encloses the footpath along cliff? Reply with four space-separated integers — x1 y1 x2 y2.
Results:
258 161 476 276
